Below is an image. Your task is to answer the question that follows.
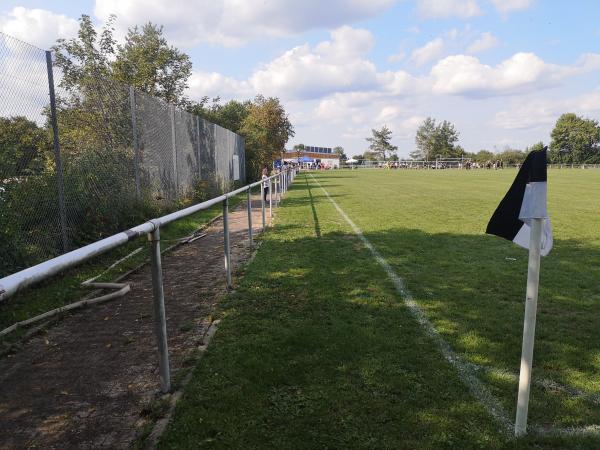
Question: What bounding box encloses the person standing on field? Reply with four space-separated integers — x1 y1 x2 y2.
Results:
262 167 270 201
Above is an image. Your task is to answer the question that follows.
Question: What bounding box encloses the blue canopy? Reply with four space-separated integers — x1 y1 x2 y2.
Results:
298 156 314 163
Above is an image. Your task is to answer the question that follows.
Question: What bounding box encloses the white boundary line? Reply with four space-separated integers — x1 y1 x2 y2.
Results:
309 174 513 435
310 174 600 438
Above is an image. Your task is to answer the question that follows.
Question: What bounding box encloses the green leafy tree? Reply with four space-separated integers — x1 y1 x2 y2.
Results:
240 95 295 180
0 117 51 178
473 150 494 164
333 146 347 162
497 148 527 164
113 23 192 106
415 117 461 160
360 151 378 162
549 113 600 163
366 126 397 160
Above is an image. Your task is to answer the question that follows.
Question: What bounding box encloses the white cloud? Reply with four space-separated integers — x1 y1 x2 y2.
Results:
416 0 482 19
466 32 499 54
431 52 571 97
388 50 406 63
410 38 445 67
94 0 394 47
189 26 382 101
493 88 600 130
490 0 533 15
0 7 78 49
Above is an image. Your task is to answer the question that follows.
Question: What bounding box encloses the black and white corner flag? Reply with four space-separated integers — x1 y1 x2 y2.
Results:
486 148 553 256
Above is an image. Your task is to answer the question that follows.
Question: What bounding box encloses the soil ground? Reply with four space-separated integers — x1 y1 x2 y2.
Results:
0 195 274 449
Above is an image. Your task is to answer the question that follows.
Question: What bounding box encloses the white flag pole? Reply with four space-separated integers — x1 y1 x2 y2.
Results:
515 217 543 436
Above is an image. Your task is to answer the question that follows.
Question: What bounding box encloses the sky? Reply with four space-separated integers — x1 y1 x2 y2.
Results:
1 0 600 157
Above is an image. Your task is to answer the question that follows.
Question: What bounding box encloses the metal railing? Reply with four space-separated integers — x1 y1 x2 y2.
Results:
0 166 297 392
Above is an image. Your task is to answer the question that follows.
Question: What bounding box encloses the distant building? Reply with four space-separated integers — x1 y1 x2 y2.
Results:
284 146 340 168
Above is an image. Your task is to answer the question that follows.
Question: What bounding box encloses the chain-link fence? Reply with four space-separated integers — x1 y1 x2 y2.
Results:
0 32 245 277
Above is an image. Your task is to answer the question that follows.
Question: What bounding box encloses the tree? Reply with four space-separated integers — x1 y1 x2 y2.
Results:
360 151 378 162
53 15 116 94
240 95 295 180
0 117 51 178
473 150 494 164
549 113 600 163
188 98 251 134
54 15 192 106
113 23 192 106
497 148 527 164
333 146 347 162
413 117 435 160
366 126 397 160
414 117 460 160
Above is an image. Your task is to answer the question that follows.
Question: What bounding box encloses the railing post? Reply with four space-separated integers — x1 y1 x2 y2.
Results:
45 50 69 253
170 105 178 196
269 178 273 220
148 226 171 393
129 86 141 198
246 187 253 246
261 184 266 231
223 197 232 288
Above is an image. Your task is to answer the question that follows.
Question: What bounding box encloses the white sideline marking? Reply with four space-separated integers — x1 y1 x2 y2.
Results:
309 174 513 434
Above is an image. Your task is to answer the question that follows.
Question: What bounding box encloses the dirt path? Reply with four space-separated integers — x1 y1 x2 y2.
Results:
0 195 274 449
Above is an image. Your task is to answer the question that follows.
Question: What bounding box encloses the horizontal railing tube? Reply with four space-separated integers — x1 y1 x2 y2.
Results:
0 171 289 303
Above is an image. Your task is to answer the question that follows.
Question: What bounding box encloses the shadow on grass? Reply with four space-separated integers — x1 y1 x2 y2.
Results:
158 214 600 450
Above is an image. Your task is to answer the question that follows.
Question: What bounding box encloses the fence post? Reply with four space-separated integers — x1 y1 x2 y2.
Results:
269 178 273 220
261 184 266 231
246 187 253 246
223 197 232 288
45 50 69 253
170 105 178 195
196 115 202 180
129 86 141 198
148 226 171 393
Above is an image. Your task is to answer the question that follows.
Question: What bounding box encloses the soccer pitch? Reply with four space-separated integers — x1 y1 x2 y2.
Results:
160 169 600 449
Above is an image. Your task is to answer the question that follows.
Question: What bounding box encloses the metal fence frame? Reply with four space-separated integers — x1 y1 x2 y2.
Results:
0 166 297 392
1 32 246 277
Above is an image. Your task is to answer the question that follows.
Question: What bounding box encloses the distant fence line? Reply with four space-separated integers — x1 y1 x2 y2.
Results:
338 160 600 170
0 32 245 277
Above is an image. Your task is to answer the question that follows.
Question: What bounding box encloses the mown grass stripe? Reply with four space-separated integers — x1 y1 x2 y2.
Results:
310 173 514 435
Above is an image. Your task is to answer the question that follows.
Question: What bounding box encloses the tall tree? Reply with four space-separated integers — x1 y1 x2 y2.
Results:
240 95 295 180
333 146 347 162
549 113 600 163
53 14 116 93
414 117 460 160
413 117 435 160
112 23 192 106
366 126 397 160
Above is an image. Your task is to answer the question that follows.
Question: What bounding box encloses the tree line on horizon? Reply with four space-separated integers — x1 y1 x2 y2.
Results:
356 113 600 165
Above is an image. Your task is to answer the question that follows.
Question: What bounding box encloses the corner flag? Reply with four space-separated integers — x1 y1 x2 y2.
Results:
486 147 553 436
486 148 552 256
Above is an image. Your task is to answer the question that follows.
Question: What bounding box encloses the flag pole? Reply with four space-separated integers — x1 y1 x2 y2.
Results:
515 217 543 436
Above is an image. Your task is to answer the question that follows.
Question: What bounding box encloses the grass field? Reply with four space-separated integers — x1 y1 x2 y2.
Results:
159 169 600 449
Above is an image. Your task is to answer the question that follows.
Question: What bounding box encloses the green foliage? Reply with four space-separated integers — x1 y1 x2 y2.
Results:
187 97 251 133
549 113 600 163
240 95 295 180
414 117 461 160
0 117 51 178
366 125 397 160
333 145 347 162
359 150 378 161
472 150 495 164
497 148 527 164
113 23 192 106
